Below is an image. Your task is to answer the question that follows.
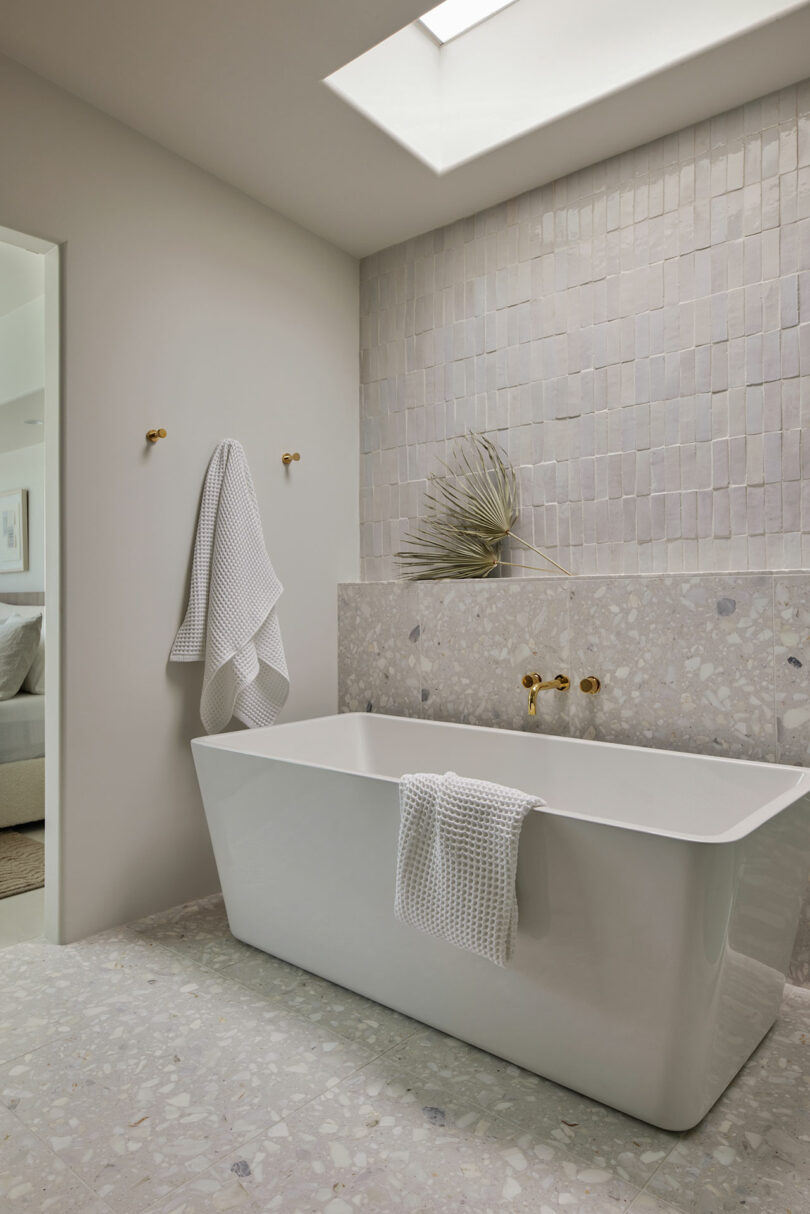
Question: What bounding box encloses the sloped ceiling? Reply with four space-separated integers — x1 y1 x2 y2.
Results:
0 0 809 256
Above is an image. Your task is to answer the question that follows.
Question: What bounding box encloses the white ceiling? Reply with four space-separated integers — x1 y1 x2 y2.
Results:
0 0 809 257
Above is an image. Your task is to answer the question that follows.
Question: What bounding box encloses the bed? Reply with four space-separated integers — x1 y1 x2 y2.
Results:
0 597 45 829
0 694 44 828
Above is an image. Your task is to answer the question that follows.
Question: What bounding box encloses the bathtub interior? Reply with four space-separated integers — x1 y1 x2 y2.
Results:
193 712 810 844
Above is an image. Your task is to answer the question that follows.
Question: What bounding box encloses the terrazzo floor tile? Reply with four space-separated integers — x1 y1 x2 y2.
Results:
338 582 423 718
134 901 423 1056
568 574 777 761
385 1027 679 1189
0 940 90 1065
0 929 248 1073
220 950 423 1054
418 578 571 734
130 895 257 971
0 1103 113 1213
645 992 810 1214
0 930 187 1067
0 959 374 1213
625 1196 689 1213
3 898 810 1213
144 1061 640 1213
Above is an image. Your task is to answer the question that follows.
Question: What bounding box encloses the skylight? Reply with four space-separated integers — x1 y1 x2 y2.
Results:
419 0 517 44
325 0 802 175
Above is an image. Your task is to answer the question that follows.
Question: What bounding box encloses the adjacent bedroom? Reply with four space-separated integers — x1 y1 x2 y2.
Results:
0 236 45 945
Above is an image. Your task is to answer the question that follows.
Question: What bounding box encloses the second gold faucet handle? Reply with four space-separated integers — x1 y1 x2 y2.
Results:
522 673 541 688
579 676 601 694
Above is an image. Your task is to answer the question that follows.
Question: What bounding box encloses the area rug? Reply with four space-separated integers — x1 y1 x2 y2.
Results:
0 830 44 899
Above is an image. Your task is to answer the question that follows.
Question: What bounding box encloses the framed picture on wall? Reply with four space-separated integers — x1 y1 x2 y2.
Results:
0 489 29 573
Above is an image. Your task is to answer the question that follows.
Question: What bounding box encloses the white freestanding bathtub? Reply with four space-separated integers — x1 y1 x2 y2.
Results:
191 713 810 1130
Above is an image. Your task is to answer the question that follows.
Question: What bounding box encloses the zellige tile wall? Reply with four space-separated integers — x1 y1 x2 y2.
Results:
359 80 810 580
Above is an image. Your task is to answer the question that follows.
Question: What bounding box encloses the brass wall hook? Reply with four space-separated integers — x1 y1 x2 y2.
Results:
146 428 167 444
281 452 300 465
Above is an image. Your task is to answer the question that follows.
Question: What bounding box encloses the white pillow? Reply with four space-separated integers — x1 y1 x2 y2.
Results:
0 614 42 701
0 602 45 694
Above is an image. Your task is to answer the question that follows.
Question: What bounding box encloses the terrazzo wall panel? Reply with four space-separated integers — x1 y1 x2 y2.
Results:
338 574 810 986
358 79 810 581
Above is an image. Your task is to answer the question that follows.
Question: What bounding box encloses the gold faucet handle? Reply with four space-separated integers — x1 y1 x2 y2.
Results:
522 673 541 688
579 676 601 694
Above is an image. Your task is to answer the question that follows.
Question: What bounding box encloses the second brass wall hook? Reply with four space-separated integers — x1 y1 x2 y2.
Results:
281 452 300 465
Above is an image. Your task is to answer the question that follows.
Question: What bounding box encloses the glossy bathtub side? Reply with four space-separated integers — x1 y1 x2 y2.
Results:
190 739 810 1129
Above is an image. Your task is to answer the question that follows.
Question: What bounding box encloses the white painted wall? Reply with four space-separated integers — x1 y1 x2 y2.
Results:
0 239 43 318
0 442 44 592
0 53 359 941
0 297 45 405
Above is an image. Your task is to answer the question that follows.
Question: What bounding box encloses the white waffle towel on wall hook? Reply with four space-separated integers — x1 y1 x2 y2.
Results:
169 438 289 733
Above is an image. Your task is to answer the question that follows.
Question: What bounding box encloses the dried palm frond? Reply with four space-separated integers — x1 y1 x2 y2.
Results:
426 433 518 545
395 519 499 581
396 432 571 580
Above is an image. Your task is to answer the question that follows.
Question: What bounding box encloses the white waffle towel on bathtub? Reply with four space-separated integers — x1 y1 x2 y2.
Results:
395 771 545 966
169 438 289 734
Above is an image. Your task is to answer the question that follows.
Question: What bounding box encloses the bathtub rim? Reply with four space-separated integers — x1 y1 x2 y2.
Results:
191 711 810 847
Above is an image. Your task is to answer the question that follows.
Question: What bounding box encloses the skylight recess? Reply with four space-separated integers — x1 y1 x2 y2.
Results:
419 0 517 44
326 0 804 175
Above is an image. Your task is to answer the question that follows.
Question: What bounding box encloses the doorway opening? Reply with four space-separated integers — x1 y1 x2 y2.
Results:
0 224 59 946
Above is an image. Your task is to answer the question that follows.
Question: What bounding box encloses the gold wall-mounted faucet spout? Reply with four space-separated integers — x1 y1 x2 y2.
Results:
521 672 570 715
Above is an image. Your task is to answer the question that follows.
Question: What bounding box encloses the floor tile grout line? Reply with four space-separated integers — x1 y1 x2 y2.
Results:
112 921 667 1208
0 928 286 1211
0 1033 68 1073
11 911 809 1211
133 1037 656 1214
56 923 430 1209
623 1134 690 1214
127 1039 401 1213
134 927 433 1062
126 922 687 1190
3 1091 115 1212
97 913 810 1205
321 1040 678 1192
